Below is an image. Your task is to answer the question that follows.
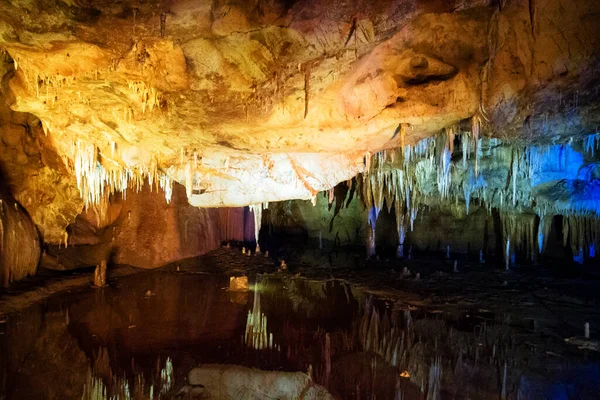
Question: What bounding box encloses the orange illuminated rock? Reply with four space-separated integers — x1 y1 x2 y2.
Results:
0 0 597 235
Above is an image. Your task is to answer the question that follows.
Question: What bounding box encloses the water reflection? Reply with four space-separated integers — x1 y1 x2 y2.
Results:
0 271 598 399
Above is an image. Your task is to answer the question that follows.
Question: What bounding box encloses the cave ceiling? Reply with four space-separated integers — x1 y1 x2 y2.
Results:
0 0 599 242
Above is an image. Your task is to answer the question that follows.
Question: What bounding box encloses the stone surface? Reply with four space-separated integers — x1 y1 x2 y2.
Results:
188 364 334 400
0 0 597 211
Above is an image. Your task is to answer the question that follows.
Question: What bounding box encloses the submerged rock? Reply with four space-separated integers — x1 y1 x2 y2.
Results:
187 364 334 400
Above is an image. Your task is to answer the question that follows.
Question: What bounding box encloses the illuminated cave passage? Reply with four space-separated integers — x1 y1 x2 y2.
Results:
1 0 600 399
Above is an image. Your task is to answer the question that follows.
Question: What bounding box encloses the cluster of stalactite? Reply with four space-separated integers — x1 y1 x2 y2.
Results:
316 117 600 262
562 216 600 262
374 124 598 212
499 212 538 267
72 139 174 209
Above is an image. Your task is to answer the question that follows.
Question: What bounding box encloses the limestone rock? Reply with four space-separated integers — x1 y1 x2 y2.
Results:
0 190 40 285
188 364 334 400
0 0 596 210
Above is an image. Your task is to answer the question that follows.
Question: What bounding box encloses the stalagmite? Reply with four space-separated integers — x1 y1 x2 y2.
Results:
585 322 590 339
93 260 107 287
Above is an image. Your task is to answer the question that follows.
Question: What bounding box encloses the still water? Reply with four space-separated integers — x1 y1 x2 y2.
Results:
0 271 598 399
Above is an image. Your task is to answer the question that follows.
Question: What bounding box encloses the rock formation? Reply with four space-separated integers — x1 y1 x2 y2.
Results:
0 0 599 273
0 189 40 286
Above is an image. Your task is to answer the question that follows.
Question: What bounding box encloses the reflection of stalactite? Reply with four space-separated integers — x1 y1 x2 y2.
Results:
358 299 410 367
245 282 279 351
425 357 442 400
82 349 173 400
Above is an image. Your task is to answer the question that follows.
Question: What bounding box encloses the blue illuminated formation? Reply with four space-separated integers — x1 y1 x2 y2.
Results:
361 127 600 263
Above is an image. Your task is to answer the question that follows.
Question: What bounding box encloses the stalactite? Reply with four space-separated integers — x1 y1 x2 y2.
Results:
505 235 510 270
584 133 600 156
395 200 405 258
461 132 471 168
471 115 480 177
303 62 312 119
562 215 600 260
352 127 600 260
366 206 378 257
184 161 193 200
73 139 174 207
437 147 452 199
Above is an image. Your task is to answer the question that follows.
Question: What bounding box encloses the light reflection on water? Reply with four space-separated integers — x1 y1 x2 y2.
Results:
0 271 598 399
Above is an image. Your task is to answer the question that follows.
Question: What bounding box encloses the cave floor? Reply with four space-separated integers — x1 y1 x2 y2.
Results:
1 245 600 399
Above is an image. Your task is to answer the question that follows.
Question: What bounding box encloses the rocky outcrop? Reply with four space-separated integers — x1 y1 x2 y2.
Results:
0 190 40 286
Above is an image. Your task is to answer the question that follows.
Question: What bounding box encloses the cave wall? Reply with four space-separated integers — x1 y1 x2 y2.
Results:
45 183 252 270
407 204 496 254
268 191 499 255
0 54 83 244
269 191 368 246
